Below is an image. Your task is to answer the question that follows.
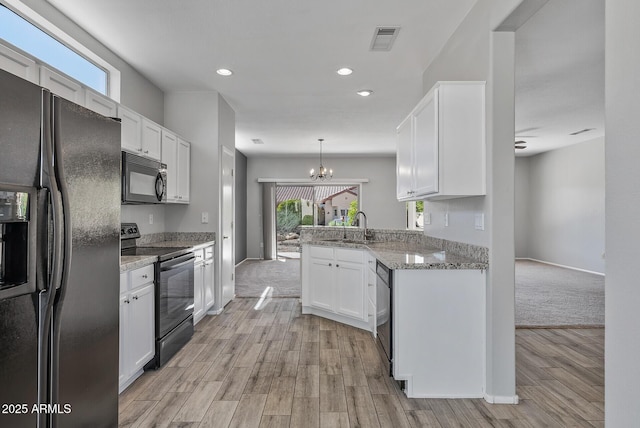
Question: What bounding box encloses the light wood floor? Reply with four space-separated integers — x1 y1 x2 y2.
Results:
118 298 604 427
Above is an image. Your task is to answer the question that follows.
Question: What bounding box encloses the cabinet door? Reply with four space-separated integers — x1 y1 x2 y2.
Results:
194 263 204 322
308 258 334 311
335 261 366 320
141 118 162 160
118 105 142 154
161 130 178 202
177 138 191 203
85 89 117 117
0 44 38 83
119 294 130 388
129 283 155 372
204 259 214 310
413 89 439 196
40 66 84 104
396 115 414 200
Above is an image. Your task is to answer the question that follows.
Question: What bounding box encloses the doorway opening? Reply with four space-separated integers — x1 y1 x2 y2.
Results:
275 184 360 259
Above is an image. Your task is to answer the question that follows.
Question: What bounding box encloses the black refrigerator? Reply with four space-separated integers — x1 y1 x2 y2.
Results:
0 69 120 427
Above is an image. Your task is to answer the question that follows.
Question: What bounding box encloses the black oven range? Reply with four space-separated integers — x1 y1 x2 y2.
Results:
121 223 195 368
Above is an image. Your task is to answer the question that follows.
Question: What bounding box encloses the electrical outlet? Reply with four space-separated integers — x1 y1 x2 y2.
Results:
424 213 431 225
201 212 209 224
444 213 449 227
149 214 153 224
474 213 485 230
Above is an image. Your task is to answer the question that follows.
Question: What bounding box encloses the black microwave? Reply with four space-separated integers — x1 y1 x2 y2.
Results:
121 152 167 204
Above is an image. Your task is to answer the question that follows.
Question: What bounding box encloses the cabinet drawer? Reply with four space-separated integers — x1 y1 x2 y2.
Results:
309 245 334 260
204 246 214 260
335 248 364 263
194 249 205 263
120 272 129 294
130 264 154 289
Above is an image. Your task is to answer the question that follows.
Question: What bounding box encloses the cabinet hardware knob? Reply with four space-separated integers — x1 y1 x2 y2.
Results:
133 295 138 300
328 263 332 267
137 148 143 152
124 299 130 304
336 264 339 267
144 150 149 154
142 274 148 279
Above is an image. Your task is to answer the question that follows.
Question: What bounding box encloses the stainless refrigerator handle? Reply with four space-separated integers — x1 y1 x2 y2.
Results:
37 89 62 428
50 96 74 428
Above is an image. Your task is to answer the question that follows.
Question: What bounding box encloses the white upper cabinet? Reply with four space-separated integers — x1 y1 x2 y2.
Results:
0 44 38 84
118 105 143 155
118 106 161 161
40 66 84 105
176 138 190 203
141 118 162 161
161 130 178 202
84 89 117 117
397 81 486 201
161 132 190 204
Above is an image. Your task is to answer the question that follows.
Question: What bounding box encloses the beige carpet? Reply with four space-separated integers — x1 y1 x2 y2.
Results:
515 260 604 327
235 259 301 298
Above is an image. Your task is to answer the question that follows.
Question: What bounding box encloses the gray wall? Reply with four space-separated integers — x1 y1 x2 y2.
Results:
420 0 524 401
515 138 605 273
235 150 248 263
16 0 164 123
605 0 640 425
514 157 530 258
245 156 405 259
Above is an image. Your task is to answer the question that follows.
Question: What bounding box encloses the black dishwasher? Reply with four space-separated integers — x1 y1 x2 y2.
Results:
376 260 392 376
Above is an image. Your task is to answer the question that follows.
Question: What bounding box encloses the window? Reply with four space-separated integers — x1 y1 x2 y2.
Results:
0 4 108 94
407 200 424 230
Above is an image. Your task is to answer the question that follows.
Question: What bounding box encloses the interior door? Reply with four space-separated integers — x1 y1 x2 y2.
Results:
221 146 235 307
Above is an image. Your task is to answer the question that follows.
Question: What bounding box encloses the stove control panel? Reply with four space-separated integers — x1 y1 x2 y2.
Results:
120 223 141 240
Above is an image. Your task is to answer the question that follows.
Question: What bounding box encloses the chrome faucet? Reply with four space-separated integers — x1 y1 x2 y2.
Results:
351 211 371 241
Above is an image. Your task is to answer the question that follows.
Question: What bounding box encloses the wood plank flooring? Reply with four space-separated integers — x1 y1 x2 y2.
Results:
118 298 604 427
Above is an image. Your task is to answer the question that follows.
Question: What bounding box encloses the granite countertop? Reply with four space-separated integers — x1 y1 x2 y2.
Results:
307 239 487 270
143 240 215 250
120 255 157 272
120 239 215 271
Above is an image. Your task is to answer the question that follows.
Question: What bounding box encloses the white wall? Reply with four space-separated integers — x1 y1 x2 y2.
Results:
420 0 525 402
605 0 640 425
516 138 605 273
121 205 166 235
245 156 405 259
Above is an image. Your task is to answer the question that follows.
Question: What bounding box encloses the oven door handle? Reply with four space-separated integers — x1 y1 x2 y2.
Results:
161 255 195 271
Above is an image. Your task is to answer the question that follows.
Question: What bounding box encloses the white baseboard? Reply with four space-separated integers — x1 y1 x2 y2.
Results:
206 308 224 315
236 258 260 267
483 393 520 404
516 257 604 276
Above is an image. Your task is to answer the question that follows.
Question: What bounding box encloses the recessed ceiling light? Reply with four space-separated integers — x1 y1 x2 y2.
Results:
336 67 353 76
356 90 373 97
216 68 233 76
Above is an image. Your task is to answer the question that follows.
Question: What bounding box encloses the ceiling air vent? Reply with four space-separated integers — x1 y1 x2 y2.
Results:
370 26 400 51
569 128 595 136
251 139 264 144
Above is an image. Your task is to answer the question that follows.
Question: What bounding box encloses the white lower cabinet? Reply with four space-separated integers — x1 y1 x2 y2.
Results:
302 245 371 332
393 269 486 398
119 265 155 393
194 245 215 324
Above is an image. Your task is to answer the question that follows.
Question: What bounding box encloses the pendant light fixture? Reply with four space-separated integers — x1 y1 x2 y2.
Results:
310 138 332 181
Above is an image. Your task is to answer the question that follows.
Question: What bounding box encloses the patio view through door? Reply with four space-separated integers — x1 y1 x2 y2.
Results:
275 184 360 259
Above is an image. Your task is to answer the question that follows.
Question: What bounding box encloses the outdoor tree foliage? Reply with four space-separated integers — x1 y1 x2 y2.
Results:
347 200 359 225
277 199 302 233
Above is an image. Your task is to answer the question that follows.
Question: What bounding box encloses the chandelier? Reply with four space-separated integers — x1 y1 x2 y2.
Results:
309 138 333 181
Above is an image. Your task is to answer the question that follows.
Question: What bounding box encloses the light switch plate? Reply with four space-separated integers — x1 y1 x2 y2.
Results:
201 212 209 224
424 213 431 225
149 214 153 224
475 213 485 230
444 213 449 227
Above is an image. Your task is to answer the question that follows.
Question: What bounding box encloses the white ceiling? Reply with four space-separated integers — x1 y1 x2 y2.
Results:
514 0 604 157
44 0 604 158
46 0 477 156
